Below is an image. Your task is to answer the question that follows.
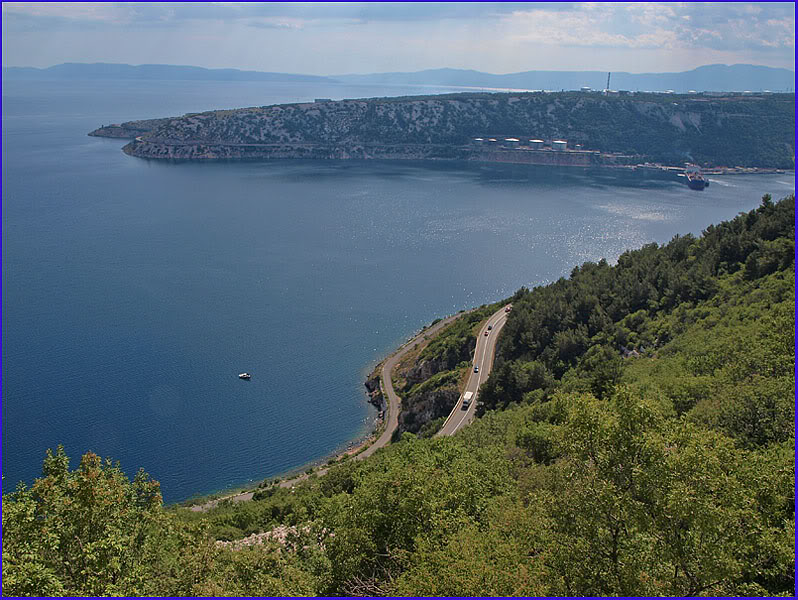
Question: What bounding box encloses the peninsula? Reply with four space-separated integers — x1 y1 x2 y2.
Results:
90 90 795 169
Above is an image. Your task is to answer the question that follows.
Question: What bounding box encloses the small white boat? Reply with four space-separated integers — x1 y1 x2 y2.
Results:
238 372 251 380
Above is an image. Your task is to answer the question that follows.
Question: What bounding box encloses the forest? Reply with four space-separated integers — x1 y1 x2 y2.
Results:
3 194 794 597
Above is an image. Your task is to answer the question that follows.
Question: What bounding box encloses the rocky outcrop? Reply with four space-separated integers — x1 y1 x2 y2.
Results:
404 355 464 388
403 336 475 388
403 359 441 387
364 373 384 412
396 386 460 436
216 524 327 552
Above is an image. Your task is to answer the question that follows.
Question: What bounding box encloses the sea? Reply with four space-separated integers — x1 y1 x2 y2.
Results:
2 79 794 503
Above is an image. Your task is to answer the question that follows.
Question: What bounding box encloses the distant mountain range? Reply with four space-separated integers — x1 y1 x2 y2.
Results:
1 62 334 83
334 65 795 93
2 62 794 93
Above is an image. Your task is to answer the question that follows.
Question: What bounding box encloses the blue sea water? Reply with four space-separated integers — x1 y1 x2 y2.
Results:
2 79 794 502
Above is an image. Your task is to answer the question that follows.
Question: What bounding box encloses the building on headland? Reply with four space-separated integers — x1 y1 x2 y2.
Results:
580 86 592 92
504 138 520 148
314 98 332 103
472 137 484 145
528 139 544 150
552 140 568 151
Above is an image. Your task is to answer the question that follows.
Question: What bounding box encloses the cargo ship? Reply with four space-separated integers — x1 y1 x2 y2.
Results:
684 165 710 190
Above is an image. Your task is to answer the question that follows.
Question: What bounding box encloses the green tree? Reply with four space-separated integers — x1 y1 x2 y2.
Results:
3 446 166 596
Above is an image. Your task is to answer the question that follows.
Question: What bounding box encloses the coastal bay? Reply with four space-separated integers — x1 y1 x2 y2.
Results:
2 78 794 503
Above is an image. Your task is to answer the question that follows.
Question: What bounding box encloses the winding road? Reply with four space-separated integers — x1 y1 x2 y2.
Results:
356 312 466 458
436 307 509 437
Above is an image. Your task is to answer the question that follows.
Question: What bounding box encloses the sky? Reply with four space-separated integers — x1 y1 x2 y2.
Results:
2 2 794 75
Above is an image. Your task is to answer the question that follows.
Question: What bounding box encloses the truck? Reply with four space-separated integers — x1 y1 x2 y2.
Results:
462 391 474 409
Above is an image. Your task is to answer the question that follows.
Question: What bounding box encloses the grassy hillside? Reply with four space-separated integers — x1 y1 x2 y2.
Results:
3 195 793 596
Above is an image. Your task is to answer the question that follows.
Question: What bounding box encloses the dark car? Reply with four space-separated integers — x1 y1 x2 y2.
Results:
474 365 479 373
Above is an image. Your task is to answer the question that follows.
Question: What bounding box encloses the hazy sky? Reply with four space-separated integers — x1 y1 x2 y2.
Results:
2 2 794 74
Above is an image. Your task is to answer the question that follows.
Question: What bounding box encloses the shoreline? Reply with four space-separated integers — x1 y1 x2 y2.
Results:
89 126 793 176
178 410 379 510
178 312 464 511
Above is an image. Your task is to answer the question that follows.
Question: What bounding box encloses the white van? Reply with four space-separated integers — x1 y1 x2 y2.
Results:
462 391 474 409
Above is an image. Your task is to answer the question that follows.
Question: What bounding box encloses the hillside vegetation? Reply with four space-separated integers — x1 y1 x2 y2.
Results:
2 195 794 597
98 91 795 168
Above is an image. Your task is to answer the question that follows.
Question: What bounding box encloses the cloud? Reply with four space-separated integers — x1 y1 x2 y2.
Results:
246 20 305 31
1 2 555 29
501 2 794 54
1 2 793 73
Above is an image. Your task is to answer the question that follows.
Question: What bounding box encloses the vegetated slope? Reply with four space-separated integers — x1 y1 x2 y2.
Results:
101 91 794 168
481 193 794 415
2 195 794 597
393 304 502 439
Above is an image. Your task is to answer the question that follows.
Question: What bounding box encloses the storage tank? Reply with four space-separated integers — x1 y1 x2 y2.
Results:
528 139 544 150
552 140 567 151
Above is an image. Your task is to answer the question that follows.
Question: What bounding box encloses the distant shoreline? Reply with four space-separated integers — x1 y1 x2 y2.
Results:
90 126 793 178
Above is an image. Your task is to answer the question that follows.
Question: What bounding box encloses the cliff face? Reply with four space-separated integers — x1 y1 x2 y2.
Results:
403 344 472 389
396 386 460 436
89 91 795 168
394 371 463 438
364 373 384 412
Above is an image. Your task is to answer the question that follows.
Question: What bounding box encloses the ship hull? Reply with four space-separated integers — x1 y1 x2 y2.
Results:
687 178 709 190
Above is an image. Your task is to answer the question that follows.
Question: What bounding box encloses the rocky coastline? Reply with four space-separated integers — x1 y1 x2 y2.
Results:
90 124 790 174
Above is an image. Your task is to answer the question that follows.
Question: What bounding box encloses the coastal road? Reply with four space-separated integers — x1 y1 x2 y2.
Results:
436 307 509 437
356 312 467 459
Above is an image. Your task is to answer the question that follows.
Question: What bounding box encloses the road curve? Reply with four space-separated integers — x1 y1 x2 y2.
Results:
436 306 509 437
356 312 466 459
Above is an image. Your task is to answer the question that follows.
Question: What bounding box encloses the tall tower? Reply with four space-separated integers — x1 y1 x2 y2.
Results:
606 72 611 94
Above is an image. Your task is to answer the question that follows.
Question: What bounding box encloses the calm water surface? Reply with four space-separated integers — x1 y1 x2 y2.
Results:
3 80 794 502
